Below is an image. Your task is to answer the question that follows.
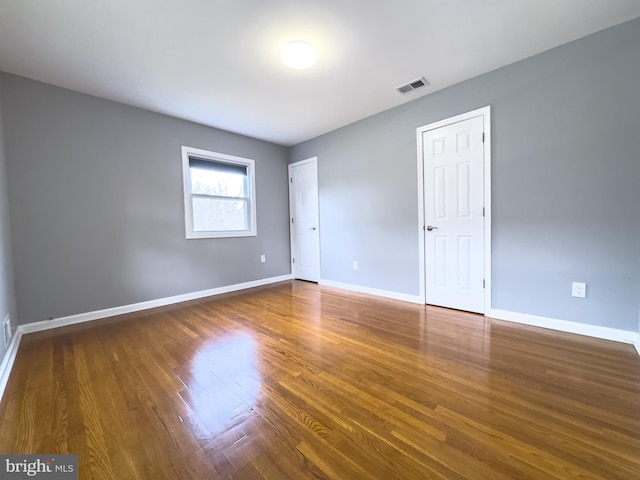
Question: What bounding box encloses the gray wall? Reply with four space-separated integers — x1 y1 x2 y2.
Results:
1 19 639 333
0 93 17 359
0 74 291 324
290 18 640 331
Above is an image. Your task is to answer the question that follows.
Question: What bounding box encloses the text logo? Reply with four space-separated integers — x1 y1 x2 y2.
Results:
0 455 78 479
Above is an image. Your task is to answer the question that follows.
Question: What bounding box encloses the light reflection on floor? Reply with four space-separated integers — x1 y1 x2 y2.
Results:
186 332 261 437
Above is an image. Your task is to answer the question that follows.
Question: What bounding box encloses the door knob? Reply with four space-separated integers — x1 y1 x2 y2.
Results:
426 225 438 231
309 227 317 231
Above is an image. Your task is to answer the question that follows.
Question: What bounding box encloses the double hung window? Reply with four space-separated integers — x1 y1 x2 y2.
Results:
182 146 256 238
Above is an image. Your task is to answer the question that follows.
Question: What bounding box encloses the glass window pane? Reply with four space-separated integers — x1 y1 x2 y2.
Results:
192 197 248 232
182 147 256 238
190 166 247 197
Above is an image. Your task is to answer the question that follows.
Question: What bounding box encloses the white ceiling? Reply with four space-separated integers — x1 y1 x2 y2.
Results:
0 1 639 146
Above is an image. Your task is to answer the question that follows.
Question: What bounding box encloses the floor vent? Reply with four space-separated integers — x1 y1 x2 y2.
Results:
395 77 430 94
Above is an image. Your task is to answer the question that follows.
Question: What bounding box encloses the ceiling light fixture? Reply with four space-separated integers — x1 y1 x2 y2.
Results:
281 41 317 70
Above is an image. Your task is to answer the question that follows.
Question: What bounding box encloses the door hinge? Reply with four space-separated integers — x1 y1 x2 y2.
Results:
483 279 486 288
482 207 485 217
292 258 295 264
290 177 293 183
291 217 294 224
482 132 485 143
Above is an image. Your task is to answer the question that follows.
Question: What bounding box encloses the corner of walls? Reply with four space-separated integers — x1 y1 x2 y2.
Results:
1 73 291 325
0 74 19 368
290 19 640 333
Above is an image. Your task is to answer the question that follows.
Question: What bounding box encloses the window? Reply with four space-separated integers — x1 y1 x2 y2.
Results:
182 146 256 238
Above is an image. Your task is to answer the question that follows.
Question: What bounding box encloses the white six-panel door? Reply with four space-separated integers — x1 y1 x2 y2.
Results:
422 114 486 313
289 158 320 282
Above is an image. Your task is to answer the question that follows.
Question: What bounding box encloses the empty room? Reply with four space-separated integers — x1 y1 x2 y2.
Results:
0 1 639 479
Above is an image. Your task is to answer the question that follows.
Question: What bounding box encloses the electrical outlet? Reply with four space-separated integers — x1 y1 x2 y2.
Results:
2 315 11 347
260 254 266 263
571 282 586 298
352 261 358 271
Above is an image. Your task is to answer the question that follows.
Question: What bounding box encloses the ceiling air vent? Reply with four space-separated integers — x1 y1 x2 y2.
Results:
395 77 430 95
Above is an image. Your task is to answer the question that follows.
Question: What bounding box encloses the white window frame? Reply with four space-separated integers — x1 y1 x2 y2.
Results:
181 146 257 239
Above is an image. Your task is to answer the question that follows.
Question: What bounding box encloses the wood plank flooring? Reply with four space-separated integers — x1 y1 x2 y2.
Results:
0 280 638 479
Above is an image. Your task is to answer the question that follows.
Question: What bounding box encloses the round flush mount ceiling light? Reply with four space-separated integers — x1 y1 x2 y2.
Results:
280 41 317 70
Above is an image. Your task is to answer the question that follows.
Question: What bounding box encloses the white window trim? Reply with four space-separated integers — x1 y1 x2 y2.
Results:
181 146 257 239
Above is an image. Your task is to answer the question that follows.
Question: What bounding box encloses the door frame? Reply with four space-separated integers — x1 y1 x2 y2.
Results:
416 106 492 313
288 157 321 281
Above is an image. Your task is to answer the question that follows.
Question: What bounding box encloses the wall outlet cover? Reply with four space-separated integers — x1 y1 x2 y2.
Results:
571 282 586 298
2 315 11 347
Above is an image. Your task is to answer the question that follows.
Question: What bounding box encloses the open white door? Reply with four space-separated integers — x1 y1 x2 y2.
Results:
418 108 491 314
289 158 320 282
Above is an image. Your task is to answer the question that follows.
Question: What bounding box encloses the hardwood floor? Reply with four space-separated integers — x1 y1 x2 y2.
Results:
0 280 638 479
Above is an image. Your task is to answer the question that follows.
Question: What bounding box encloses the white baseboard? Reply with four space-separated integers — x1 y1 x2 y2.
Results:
19 274 293 335
489 309 640 353
319 279 422 304
3 279 637 406
0 274 292 405
0 329 22 404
